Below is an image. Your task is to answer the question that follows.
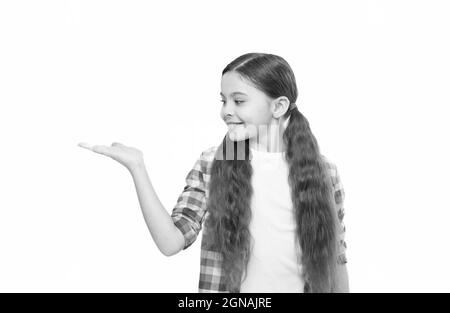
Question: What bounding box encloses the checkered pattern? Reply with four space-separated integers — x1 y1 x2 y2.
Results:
171 146 348 293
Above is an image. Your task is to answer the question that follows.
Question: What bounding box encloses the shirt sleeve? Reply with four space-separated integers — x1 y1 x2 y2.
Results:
331 164 348 265
171 151 208 250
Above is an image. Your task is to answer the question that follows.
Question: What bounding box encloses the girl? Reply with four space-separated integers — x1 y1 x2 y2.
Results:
78 52 349 293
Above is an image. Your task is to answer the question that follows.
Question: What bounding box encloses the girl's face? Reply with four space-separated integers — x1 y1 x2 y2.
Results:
220 71 288 144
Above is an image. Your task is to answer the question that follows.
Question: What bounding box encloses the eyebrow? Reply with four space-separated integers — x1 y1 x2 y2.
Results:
220 91 248 97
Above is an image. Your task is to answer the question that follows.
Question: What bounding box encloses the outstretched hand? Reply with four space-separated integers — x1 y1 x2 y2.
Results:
78 142 144 172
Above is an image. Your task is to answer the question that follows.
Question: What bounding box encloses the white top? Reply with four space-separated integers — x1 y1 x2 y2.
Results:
239 147 305 293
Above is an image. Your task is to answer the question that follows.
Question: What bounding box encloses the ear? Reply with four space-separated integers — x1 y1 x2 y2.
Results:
271 96 291 118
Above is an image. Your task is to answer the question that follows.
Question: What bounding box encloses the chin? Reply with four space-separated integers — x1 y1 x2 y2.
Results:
228 131 248 142
228 130 256 142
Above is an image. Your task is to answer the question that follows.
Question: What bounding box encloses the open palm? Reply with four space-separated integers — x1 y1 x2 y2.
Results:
78 142 144 171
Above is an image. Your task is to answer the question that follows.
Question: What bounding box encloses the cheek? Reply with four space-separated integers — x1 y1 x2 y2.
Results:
243 107 269 125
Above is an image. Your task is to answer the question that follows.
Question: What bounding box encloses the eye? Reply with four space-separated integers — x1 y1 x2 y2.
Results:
219 99 244 105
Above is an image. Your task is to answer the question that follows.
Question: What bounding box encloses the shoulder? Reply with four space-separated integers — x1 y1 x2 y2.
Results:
320 154 346 208
320 154 341 188
195 146 218 174
320 154 337 173
200 145 219 162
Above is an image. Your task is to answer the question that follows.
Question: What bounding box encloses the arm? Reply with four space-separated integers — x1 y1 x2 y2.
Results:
131 148 209 256
78 142 185 257
130 163 185 257
330 161 350 292
169 151 208 251
335 263 350 293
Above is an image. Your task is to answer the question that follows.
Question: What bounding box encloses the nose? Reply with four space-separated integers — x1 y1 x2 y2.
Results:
221 101 236 118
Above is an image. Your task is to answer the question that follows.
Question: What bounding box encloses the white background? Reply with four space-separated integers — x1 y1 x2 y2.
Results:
1 0 449 292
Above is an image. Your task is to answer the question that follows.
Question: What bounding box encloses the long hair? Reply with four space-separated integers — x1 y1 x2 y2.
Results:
202 53 340 293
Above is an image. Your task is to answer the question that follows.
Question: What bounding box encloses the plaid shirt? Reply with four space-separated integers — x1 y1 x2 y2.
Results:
171 146 348 293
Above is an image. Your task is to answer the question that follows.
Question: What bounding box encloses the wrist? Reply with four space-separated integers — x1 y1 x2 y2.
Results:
128 160 146 175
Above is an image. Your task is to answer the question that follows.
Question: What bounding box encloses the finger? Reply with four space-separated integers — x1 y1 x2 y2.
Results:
78 142 95 150
91 145 112 156
111 142 125 147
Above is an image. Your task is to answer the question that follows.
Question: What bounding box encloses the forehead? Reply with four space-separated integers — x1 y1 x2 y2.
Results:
220 71 254 96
